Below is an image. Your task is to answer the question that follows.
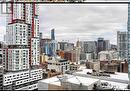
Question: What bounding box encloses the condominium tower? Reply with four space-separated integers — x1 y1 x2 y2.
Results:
2 1 42 90
117 31 127 60
128 3 130 84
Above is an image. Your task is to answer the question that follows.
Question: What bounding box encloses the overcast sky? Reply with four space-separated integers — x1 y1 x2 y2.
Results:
0 4 128 45
39 4 127 45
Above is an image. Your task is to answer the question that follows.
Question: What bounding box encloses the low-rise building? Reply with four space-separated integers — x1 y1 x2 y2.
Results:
38 72 128 90
38 74 99 90
70 63 80 71
86 53 93 61
98 50 118 61
86 61 100 71
103 63 118 72
47 56 70 73
73 66 129 86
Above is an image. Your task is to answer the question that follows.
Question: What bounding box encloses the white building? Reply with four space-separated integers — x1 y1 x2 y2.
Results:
86 53 93 61
47 56 70 73
31 38 40 66
38 72 128 90
3 69 42 90
73 67 129 90
7 49 29 71
6 23 28 45
98 51 119 61
117 31 127 60
3 0 42 90
38 74 99 90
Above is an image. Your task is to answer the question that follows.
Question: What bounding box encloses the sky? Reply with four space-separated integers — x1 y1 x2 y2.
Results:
0 3 128 45
39 4 127 45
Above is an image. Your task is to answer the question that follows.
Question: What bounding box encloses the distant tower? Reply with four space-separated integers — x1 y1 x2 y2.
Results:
117 31 127 60
97 37 104 53
50 29 57 56
51 29 55 40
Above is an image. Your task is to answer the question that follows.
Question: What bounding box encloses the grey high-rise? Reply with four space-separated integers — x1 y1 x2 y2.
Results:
117 31 127 60
128 3 130 83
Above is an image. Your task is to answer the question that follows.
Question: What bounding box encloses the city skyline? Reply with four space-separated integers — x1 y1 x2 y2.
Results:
0 2 129 90
0 4 128 45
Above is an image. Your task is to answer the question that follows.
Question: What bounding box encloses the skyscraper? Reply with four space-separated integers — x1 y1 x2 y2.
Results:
51 29 55 40
3 1 42 90
97 38 104 53
104 40 110 51
128 3 130 83
50 29 57 56
117 31 127 60
97 37 110 53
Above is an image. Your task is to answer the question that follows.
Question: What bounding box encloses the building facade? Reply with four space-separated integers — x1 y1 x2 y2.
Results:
47 57 70 74
117 31 127 60
97 38 110 53
78 41 97 59
98 51 118 61
3 1 42 90
128 3 130 83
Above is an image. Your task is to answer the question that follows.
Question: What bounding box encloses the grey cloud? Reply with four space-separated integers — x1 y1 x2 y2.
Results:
39 4 127 45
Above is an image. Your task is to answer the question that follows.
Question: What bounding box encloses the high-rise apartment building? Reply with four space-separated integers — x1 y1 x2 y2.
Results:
117 31 127 60
128 3 130 84
3 1 42 90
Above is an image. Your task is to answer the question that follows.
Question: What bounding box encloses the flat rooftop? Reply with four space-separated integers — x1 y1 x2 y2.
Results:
39 73 128 90
101 80 128 90
74 66 129 84
40 74 99 87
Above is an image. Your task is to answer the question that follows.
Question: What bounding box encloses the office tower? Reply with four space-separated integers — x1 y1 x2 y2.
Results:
84 41 97 53
50 29 57 56
40 29 57 56
79 41 97 59
58 42 68 51
51 29 55 40
3 1 42 90
117 31 127 60
40 38 52 54
75 40 81 64
97 38 104 53
128 3 130 82
104 40 110 50
97 38 110 53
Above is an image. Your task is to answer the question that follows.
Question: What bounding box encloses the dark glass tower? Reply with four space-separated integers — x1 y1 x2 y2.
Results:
51 29 55 40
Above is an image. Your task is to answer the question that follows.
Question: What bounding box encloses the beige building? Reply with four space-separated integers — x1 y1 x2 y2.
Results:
86 61 100 71
70 63 80 71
